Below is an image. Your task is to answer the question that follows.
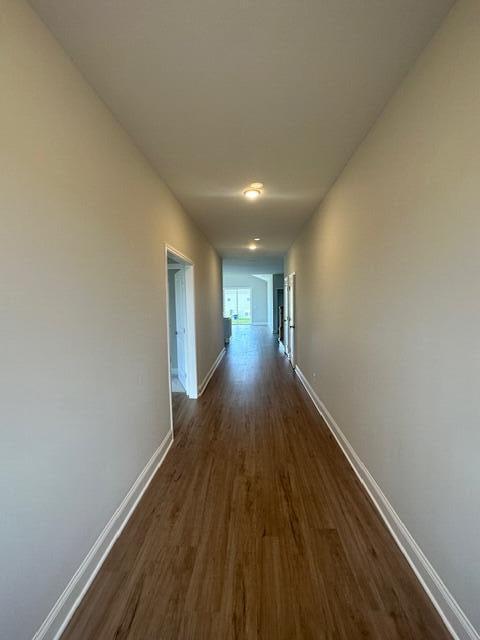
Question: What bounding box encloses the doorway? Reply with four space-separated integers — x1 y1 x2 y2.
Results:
223 287 252 325
275 287 284 335
166 246 198 415
283 273 296 368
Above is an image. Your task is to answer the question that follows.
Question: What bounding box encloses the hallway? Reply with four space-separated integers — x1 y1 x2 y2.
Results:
62 326 449 640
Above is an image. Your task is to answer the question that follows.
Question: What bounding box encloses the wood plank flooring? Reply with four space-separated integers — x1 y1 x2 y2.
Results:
62 325 451 639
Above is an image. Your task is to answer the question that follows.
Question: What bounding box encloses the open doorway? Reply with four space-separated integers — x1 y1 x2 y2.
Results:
275 287 284 335
223 287 252 325
166 246 198 417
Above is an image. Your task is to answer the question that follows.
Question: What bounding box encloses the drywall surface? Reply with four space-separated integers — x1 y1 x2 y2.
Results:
223 256 284 274
0 0 222 637
287 0 480 629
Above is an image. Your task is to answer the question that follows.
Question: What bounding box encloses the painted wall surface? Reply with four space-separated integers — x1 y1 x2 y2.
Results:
286 0 480 630
0 1 223 638
265 275 273 331
250 274 274 331
223 256 284 274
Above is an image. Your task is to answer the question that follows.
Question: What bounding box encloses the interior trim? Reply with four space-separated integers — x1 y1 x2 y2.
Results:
197 347 226 397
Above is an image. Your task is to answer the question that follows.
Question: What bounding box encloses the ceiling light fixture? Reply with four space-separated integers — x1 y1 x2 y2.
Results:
243 188 261 200
248 243 257 251
243 182 264 201
254 237 260 241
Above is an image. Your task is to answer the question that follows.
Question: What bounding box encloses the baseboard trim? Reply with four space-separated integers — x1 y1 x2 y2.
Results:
295 366 479 640
32 430 174 640
197 347 226 397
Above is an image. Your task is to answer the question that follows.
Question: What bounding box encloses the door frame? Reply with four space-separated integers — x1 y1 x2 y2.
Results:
165 244 198 434
283 276 289 355
283 273 296 368
275 287 284 334
287 273 296 368
174 267 188 390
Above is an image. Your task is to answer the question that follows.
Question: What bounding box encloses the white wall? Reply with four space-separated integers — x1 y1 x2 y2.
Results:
253 274 274 331
286 0 480 633
223 256 284 274
264 275 273 331
0 1 223 638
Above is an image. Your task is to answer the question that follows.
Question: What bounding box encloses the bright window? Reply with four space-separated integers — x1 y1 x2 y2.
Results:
223 288 252 324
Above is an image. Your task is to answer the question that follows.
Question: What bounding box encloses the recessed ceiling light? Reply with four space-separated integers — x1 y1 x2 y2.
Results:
248 243 257 250
244 188 261 200
254 237 260 241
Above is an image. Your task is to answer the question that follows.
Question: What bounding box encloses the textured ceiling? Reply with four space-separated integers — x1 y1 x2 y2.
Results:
30 0 454 257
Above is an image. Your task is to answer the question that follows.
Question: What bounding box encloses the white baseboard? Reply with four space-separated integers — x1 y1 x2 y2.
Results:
32 430 174 640
197 347 226 397
295 366 479 640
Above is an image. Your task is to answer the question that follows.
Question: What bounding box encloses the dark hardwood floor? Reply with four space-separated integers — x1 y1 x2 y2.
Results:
62 325 451 639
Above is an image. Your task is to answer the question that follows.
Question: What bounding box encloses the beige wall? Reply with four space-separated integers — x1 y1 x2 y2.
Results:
0 0 223 637
287 0 480 631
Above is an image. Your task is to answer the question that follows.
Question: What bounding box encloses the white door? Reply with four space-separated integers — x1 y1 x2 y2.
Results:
283 276 290 355
287 273 296 368
175 268 187 390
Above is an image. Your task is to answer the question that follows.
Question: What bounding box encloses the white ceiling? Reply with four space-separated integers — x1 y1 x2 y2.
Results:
30 0 454 258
